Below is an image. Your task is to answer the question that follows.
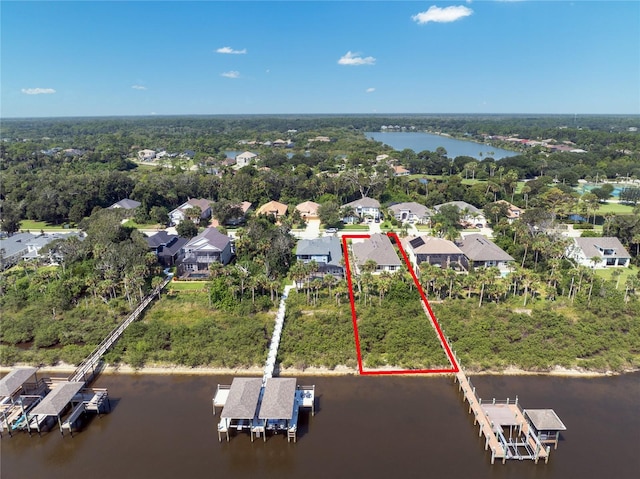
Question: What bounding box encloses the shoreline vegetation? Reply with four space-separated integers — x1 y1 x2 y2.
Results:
1 116 639 381
1 362 634 378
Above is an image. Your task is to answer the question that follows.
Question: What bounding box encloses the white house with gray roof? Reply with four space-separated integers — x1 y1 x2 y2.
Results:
295 236 344 277
178 227 232 275
236 151 258 168
351 233 401 274
169 198 212 226
389 202 433 225
343 197 381 221
567 237 630 268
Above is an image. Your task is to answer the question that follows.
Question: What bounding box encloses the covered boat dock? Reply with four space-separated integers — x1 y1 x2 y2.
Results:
525 409 567 449
0 368 48 437
217 378 262 442
215 377 315 442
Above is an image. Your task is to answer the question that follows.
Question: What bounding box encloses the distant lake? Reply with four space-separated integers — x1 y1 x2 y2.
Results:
366 131 519 160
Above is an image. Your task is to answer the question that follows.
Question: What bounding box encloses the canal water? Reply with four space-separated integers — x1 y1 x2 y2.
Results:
2 373 639 479
366 131 519 160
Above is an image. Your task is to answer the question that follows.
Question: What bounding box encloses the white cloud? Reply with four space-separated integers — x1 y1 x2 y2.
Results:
412 5 473 24
366 87 376 93
131 85 147 90
221 71 240 79
216 46 247 54
338 51 376 66
21 88 56 95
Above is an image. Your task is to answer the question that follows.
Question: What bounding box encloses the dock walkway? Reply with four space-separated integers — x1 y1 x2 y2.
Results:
70 276 170 383
262 282 294 383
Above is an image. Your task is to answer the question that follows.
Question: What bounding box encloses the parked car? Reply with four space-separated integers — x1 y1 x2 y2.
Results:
325 227 338 234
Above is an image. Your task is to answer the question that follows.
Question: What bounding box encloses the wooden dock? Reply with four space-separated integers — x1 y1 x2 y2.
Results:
454 371 507 464
70 276 170 383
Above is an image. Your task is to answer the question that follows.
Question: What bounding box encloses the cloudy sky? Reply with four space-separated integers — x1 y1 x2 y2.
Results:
2 1 638 117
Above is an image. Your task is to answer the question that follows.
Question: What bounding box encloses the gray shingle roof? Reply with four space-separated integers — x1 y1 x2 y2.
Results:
0 367 38 397
457 234 514 262
344 196 380 209
389 202 433 218
258 378 297 420
109 198 141 209
220 378 262 419
434 201 483 216
183 227 230 252
0 232 35 258
573 237 631 259
296 236 343 267
352 233 401 267
525 409 567 431
30 382 85 416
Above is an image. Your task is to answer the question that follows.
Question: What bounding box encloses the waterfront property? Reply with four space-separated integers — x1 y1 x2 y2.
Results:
351 233 402 274
456 233 515 272
213 377 315 443
295 236 344 278
566 237 631 268
0 368 110 437
178 227 233 275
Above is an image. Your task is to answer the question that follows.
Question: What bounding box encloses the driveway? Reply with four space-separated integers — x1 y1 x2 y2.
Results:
291 219 321 239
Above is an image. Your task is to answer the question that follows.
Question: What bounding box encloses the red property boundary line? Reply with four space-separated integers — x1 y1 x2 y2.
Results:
341 232 460 376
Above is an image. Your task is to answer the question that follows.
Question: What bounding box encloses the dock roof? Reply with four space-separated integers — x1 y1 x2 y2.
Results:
30 382 85 416
0 367 38 397
482 404 520 427
220 378 262 419
525 409 567 431
258 378 297 420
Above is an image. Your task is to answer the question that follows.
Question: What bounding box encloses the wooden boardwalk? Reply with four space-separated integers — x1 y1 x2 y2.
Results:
454 371 507 464
70 276 170 383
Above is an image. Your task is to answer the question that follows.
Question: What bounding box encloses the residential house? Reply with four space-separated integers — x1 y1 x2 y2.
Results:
434 201 486 228
137 149 156 161
169 198 212 226
256 200 288 219
402 235 466 271
495 200 524 223
567 237 631 268
1 232 85 269
389 202 433 225
351 233 402 274
236 151 258 168
343 197 381 222
109 198 141 210
295 236 344 277
145 231 188 267
457 233 514 272
178 227 233 275
295 201 320 220
393 165 410 176
215 201 253 227
1 232 35 270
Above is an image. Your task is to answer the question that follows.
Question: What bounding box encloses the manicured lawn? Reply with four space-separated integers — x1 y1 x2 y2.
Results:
19 220 77 231
595 202 635 215
341 224 370 231
123 219 162 229
168 281 208 292
594 265 638 285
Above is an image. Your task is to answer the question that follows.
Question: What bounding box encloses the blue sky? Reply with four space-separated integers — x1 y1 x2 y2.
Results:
2 1 639 117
